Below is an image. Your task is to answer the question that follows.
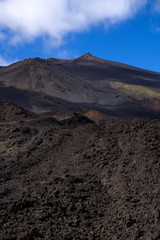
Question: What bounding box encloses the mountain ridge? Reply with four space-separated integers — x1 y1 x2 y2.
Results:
0 53 160 118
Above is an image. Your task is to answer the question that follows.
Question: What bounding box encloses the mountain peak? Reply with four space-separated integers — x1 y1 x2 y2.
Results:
77 53 106 63
79 52 97 60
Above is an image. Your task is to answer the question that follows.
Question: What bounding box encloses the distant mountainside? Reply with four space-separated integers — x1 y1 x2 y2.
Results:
1 53 160 118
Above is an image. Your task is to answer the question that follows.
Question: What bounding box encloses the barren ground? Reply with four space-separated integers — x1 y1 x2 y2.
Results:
0 103 160 239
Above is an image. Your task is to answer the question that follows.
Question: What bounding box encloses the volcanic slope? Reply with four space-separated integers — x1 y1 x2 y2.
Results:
0 102 160 240
1 53 160 118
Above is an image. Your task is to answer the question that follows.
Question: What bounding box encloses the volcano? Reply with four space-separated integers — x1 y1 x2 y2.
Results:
1 55 160 239
1 53 160 118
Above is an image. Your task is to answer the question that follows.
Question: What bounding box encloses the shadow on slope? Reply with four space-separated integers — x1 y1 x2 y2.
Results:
0 83 160 119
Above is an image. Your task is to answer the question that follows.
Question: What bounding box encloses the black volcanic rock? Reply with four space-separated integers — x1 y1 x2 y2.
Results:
0 101 34 122
1 52 160 239
0 103 160 239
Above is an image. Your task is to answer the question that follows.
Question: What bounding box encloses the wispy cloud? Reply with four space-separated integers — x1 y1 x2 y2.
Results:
0 0 147 46
0 55 11 66
152 0 160 13
0 32 6 41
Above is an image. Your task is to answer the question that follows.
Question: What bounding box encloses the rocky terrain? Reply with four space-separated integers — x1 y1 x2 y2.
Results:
1 54 160 239
0 102 160 240
1 53 160 118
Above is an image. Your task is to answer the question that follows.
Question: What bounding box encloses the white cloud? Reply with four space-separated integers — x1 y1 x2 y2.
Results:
0 0 147 46
0 55 11 66
54 49 78 59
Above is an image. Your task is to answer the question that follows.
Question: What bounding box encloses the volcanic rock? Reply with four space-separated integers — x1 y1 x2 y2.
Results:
0 102 160 239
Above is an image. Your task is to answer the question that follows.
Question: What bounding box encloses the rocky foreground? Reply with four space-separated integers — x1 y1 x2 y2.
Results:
0 103 160 240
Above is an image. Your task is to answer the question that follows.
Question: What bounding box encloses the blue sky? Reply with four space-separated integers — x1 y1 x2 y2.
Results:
0 0 160 72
